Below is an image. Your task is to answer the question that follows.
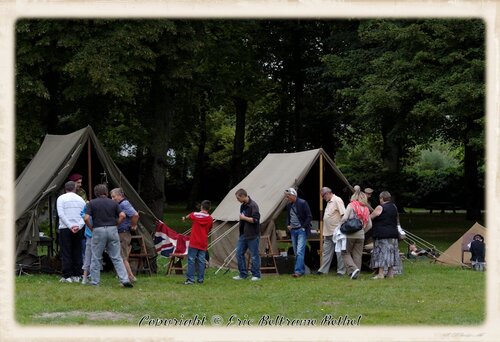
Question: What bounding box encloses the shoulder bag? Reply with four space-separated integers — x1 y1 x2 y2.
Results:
340 210 363 234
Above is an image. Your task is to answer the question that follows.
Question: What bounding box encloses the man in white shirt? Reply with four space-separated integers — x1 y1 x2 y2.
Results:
57 181 86 283
316 187 346 276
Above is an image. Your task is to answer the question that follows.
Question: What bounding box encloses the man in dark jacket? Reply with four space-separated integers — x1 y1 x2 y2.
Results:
469 234 485 271
233 189 261 281
285 188 312 277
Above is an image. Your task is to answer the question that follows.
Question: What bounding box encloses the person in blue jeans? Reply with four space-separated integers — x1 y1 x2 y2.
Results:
182 200 213 285
233 189 261 281
83 184 133 288
285 188 312 277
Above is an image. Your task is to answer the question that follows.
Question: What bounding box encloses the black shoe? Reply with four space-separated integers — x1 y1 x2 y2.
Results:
315 271 323 275
197 280 204 284
121 282 133 288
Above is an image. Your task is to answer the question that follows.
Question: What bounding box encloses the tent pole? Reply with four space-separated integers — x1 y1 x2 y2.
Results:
87 139 93 199
48 196 54 257
319 152 324 268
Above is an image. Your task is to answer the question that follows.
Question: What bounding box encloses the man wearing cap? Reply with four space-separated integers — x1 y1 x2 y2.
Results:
363 187 375 246
316 187 346 276
68 173 87 201
364 187 375 212
284 188 312 277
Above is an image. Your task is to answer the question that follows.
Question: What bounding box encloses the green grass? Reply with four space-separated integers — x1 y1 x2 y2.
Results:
16 210 486 326
15 260 485 326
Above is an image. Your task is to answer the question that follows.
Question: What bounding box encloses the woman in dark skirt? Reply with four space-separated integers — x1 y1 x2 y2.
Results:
369 191 401 279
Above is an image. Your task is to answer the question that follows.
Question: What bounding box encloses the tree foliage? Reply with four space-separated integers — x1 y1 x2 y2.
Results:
16 19 485 217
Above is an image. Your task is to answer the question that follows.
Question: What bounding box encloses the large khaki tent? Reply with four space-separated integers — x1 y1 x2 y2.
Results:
209 148 353 269
16 126 157 267
436 222 487 266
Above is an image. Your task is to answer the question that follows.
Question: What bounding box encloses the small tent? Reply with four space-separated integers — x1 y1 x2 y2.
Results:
16 126 157 267
435 222 487 266
209 148 353 269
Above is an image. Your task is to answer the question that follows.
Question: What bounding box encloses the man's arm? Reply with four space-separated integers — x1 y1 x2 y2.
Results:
130 213 139 230
117 212 126 226
84 214 92 231
302 200 312 228
240 203 260 224
56 197 72 228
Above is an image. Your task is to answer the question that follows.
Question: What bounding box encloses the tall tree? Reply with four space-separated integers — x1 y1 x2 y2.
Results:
323 19 484 214
16 20 203 218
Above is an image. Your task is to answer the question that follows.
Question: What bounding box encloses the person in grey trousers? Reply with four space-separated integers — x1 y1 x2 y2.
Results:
83 184 133 288
316 187 346 276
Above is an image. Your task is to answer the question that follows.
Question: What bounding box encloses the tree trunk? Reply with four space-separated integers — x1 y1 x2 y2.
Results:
186 100 208 210
464 120 482 220
43 71 61 134
229 96 247 188
381 116 404 211
291 24 305 151
139 77 173 220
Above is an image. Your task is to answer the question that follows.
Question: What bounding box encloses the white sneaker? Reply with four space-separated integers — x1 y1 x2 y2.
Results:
251 276 261 281
232 275 244 280
71 276 81 283
81 277 88 285
59 277 72 283
350 269 360 280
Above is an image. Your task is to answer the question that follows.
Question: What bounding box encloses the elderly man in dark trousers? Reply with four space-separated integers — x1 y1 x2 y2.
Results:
57 181 86 283
84 184 133 288
285 188 312 278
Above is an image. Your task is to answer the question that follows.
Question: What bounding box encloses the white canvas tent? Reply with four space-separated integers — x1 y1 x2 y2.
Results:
436 222 487 267
209 148 353 269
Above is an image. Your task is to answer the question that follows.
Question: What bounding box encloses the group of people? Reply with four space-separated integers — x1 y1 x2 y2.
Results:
56 173 139 287
227 185 403 281
57 172 403 285
57 170 485 286
316 185 402 280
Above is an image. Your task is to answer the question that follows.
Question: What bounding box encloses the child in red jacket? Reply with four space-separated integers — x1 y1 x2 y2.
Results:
182 200 213 284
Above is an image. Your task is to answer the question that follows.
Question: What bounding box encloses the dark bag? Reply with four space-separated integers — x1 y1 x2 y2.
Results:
340 217 363 234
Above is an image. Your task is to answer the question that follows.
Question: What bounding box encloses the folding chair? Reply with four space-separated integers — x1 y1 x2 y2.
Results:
166 253 187 275
129 235 152 276
247 235 279 274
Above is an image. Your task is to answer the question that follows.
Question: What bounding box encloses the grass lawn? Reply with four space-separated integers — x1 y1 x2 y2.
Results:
16 208 486 326
15 260 485 326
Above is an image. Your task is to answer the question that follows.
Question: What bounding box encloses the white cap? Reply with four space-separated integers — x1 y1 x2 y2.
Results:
285 188 297 196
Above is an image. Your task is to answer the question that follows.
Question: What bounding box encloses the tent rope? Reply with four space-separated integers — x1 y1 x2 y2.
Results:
401 228 468 266
208 220 229 238
215 247 237 275
208 222 239 249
